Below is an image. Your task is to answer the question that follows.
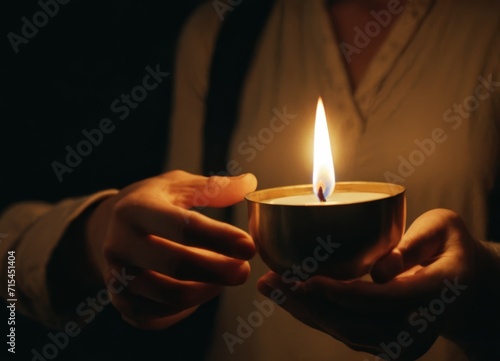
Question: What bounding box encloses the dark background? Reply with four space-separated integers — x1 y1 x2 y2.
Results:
1 0 205 209
1 1 221 360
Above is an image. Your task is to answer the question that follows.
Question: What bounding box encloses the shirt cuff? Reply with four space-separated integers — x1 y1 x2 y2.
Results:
0 190 118 329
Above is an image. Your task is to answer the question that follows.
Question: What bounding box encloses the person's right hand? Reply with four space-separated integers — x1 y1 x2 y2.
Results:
85 170 257 329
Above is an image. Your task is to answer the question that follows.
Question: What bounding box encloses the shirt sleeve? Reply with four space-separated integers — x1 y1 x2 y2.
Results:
0 190 118 329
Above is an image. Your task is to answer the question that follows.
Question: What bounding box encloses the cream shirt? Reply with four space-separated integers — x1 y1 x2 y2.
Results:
168 0 499 360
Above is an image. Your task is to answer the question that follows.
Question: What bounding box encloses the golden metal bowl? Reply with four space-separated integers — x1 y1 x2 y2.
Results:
245 181 406 280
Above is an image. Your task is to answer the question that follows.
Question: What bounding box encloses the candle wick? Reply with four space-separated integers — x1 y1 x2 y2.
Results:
318 186 327 202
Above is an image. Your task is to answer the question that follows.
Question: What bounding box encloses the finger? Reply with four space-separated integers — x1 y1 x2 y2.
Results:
113 196 255 259
257 272 320 331
257 273 407 354
112 292 201 329
305 268 448 313
121 307 198 330
107 232 251 285
257 272 391 343
303 287 439 361
371 209 455 283
104 264 221 322
163 171 258 209
112 292 184 320
125 269 224 310
181 210 256 259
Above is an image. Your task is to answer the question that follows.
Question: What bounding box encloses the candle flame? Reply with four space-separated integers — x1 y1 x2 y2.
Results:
313 97 335 201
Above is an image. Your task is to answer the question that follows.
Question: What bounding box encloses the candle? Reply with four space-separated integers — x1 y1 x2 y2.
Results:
264 191 390 205
244 97 407 279
261 97 392 205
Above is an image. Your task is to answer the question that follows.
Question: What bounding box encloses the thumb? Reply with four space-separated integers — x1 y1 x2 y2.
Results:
371 209 452 283
168 171 258 209
205 173 258 208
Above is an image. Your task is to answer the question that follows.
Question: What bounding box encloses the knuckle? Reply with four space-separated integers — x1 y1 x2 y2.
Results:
112 197 133 219
113 195 141 216
435 208 460 222
436 208 468 233
163 169 189 182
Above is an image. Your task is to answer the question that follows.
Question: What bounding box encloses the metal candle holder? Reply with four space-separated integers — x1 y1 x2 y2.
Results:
245 181 406 280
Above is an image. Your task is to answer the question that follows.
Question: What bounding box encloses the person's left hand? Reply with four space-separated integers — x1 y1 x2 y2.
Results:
257 209 483 361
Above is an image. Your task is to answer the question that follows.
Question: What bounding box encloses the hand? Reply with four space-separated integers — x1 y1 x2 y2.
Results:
85 170 257 329
258 209 500 360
